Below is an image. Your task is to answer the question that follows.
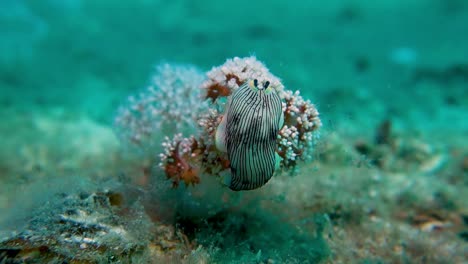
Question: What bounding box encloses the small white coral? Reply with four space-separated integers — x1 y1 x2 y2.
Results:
202 56 284 104
277 90 321 167
159 134 194 167
114 63 207 147
148 64 207 130
197 108 222 144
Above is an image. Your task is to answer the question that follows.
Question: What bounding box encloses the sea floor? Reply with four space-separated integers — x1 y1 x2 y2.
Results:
0 1 467 263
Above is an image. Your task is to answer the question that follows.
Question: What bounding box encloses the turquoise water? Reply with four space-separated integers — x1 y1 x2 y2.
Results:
1 1 467 263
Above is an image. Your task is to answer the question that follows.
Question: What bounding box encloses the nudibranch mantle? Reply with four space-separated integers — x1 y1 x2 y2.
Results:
216 79 284 191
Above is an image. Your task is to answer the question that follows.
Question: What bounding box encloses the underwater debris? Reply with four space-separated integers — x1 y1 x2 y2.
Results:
0 189 197 263
353 119 445 172
0 190 144 262
412 63 468 84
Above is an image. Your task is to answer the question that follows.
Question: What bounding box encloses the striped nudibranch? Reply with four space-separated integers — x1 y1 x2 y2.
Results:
216 79 284 191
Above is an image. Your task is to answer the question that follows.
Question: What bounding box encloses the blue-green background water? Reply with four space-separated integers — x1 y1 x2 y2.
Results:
3 0 467 125
1 0 467 263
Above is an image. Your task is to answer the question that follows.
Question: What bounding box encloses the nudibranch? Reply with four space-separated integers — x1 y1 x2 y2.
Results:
216 79 284 191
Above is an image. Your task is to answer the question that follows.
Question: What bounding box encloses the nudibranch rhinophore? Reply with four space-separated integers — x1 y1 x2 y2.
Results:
216 79 284 191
